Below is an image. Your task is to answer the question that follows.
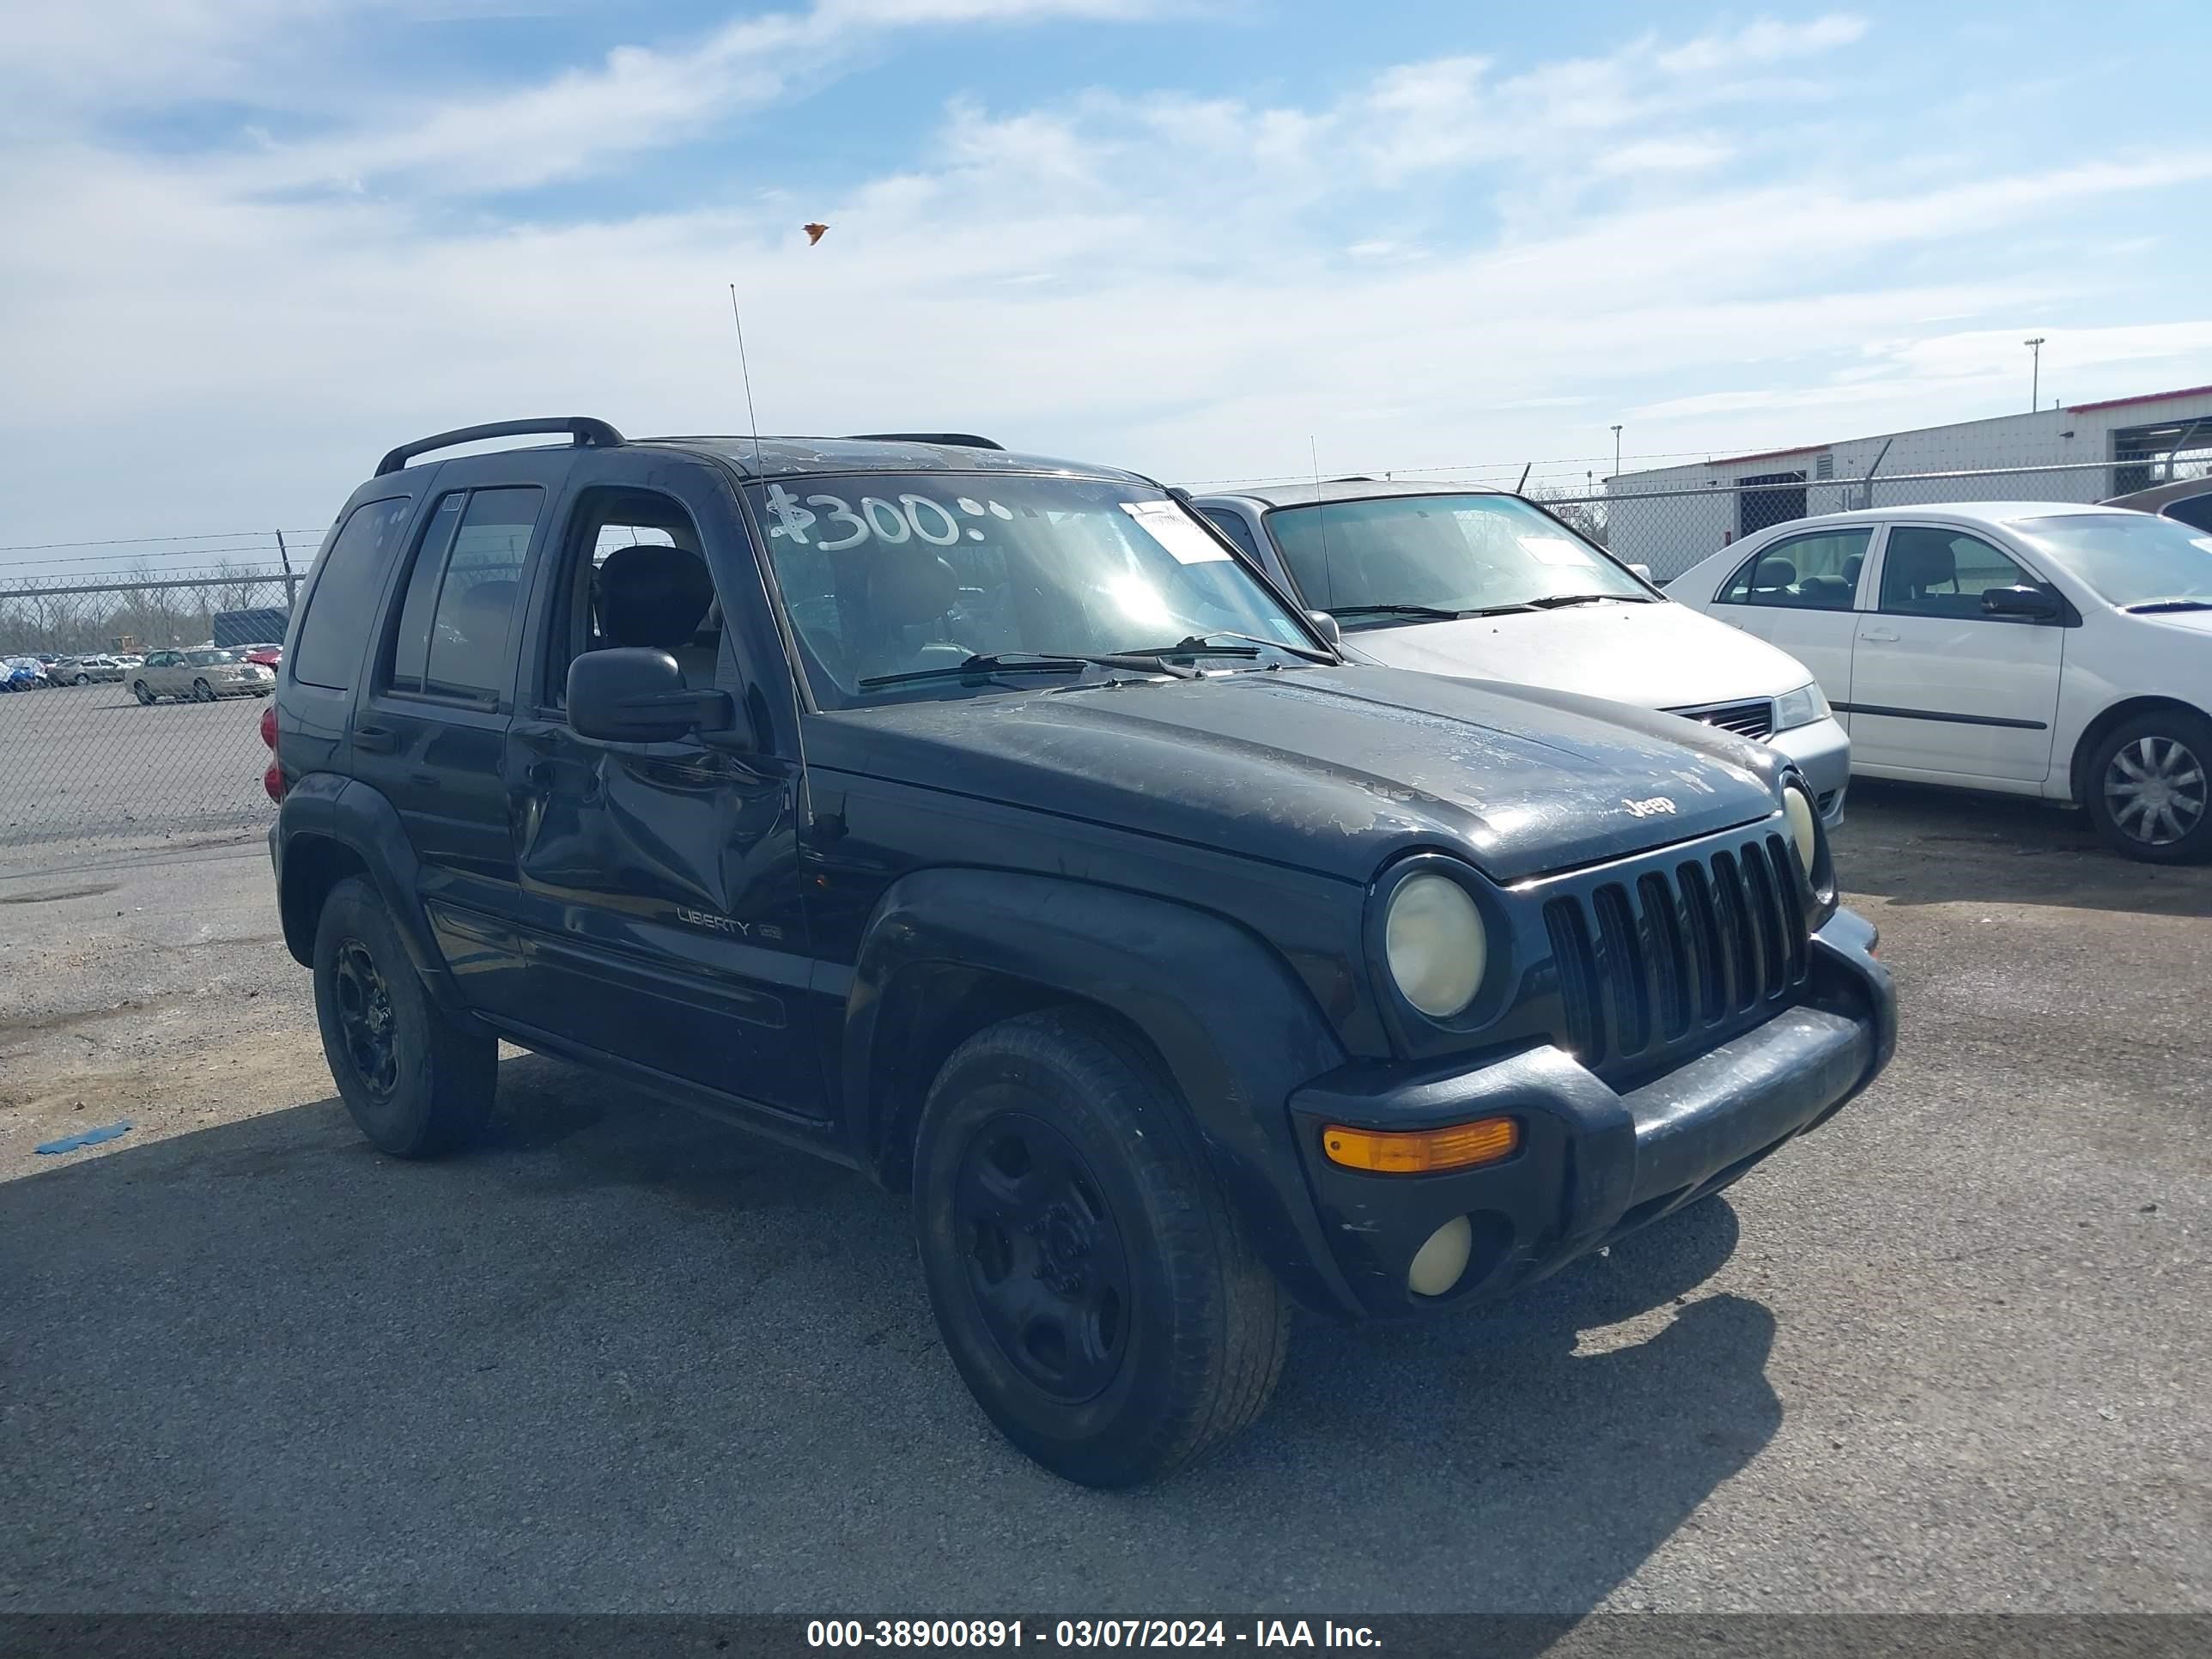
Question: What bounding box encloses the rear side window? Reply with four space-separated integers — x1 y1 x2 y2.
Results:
292 498 413 690
1200 508 1263 562
2166 495 2212 534
386 486 543 702
1717 528 1870 610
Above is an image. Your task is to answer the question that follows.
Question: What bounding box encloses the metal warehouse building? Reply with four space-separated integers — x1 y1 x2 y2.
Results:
1604 384 2212 578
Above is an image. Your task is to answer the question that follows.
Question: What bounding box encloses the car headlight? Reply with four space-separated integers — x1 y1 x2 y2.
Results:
1783 784 1819 872
1772 681 1832 733
1383 872 1487 1019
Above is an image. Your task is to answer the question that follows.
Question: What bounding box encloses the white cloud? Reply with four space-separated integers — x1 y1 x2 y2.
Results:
1652 13 1868 76
216 0 1168 195
1593 137 1734 173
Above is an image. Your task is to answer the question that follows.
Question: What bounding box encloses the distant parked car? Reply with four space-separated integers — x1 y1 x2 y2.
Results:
1669 501 2212 862
3 655 49 690
2104 477 2212 534
1187 479 1851 823
52 653 125 684
130 647 276 704
241 642 283 668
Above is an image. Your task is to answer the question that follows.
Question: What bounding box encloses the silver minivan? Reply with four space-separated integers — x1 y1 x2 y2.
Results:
131 647 276 704
1190 480 1852 823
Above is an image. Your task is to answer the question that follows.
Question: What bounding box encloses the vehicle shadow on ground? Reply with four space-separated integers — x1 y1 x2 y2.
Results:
1834 779 2212 917
5 1057 1771 1617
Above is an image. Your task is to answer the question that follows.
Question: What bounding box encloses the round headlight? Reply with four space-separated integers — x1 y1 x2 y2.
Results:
1784 784 1818 872
1383 872 1487 1019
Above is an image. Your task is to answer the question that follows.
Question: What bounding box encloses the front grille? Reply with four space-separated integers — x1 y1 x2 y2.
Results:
1678 698 1775 740
1543 832 1809 1073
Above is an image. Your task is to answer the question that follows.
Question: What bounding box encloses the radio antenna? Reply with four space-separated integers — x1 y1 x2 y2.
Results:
728 283 765 477
1310 434 1334 570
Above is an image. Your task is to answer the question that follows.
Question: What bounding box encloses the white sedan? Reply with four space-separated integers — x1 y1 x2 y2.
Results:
1669 501 2212 862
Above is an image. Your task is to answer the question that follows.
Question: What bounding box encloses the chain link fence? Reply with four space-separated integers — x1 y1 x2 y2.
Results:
0 564 299 864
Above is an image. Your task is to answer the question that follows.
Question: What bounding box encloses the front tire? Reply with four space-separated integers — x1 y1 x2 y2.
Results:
191 678 215 702
313 876 496 1158
2086 710 2212 864
913 1008 1291 1487
131 681 154 705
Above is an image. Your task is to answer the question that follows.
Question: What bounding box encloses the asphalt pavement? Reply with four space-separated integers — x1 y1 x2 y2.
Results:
2 782 2207 1614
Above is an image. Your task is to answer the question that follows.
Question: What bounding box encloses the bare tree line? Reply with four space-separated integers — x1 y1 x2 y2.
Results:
0 562 289 653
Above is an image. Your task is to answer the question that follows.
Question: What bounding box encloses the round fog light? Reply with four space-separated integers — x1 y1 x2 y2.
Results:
1407 1215 1474 1298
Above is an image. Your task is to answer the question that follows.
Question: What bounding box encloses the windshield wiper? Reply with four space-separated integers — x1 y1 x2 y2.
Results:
1124 630 1337 665
859 651 1196 690
1528 592 1652 609
2124 599 2212 613
1328 603 1464 621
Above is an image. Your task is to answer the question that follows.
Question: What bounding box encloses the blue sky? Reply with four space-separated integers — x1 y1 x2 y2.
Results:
3 0 2210 555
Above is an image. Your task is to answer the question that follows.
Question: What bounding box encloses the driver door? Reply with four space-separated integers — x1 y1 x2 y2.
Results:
500 452 823 1124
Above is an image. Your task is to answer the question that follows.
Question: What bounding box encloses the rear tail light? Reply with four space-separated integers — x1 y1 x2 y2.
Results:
260 703 284 802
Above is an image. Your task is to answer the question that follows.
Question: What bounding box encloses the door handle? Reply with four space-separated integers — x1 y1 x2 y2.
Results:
353 725 398 753
1858 629 1899 643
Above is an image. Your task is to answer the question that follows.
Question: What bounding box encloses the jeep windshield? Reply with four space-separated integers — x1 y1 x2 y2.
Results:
1267 493 1650 624
751 475 1324 707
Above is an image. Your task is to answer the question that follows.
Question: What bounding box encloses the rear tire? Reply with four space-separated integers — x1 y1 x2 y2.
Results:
313 876 496 1158
2085 710 2212 864
912 1008 1291 1487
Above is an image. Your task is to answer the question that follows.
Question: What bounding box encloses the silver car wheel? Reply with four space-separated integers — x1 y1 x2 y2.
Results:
2102 734 2208 848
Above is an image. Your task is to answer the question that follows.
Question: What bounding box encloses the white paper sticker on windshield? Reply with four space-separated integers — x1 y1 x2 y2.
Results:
1121 500 1231 564
1518 534 1594 567
2193 536 2212 555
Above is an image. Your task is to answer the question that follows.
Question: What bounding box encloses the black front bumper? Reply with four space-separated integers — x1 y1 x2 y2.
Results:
1286 907 1895 1316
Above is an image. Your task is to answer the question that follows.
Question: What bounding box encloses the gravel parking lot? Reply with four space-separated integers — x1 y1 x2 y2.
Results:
0 684 274 855
2 784 2207 1615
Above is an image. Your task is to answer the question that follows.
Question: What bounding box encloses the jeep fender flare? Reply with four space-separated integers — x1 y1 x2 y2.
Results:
845 867 1363 1316
274 775 465 1010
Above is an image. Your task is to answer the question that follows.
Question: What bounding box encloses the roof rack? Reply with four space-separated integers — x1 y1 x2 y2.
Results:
845 432 1005 451
375 417 625 477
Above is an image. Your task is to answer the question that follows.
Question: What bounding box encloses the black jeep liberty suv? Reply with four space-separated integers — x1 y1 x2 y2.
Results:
268 417 1895 1486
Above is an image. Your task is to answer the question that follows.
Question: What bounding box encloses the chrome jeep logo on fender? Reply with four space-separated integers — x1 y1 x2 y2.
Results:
1622 796 1678 818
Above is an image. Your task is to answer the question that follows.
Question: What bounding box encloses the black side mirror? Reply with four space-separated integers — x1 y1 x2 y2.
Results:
1306 610 1343 647
1982 585 2060 621
568 647 745 746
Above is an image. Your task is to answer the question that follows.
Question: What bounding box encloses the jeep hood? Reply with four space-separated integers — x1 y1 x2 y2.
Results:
1340 599 1814 709
812 665 1782 884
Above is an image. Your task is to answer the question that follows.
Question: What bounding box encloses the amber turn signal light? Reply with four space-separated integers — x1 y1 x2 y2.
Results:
1322 1117 1519 1174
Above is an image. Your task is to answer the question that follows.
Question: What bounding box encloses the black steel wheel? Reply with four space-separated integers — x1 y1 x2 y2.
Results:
132 681 154 705
2086 710 2212 864
313 876 496 1158
331 939 399 1097
913 1008 1290 1487
191 678 215 702
953 1112 1133 1404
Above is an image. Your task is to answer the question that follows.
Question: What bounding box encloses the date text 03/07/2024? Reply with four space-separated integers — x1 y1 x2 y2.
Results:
805 1621 1381 1650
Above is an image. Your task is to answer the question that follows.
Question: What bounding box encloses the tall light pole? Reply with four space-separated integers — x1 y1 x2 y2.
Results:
1610 424 1623 478
2024 337 2045 412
